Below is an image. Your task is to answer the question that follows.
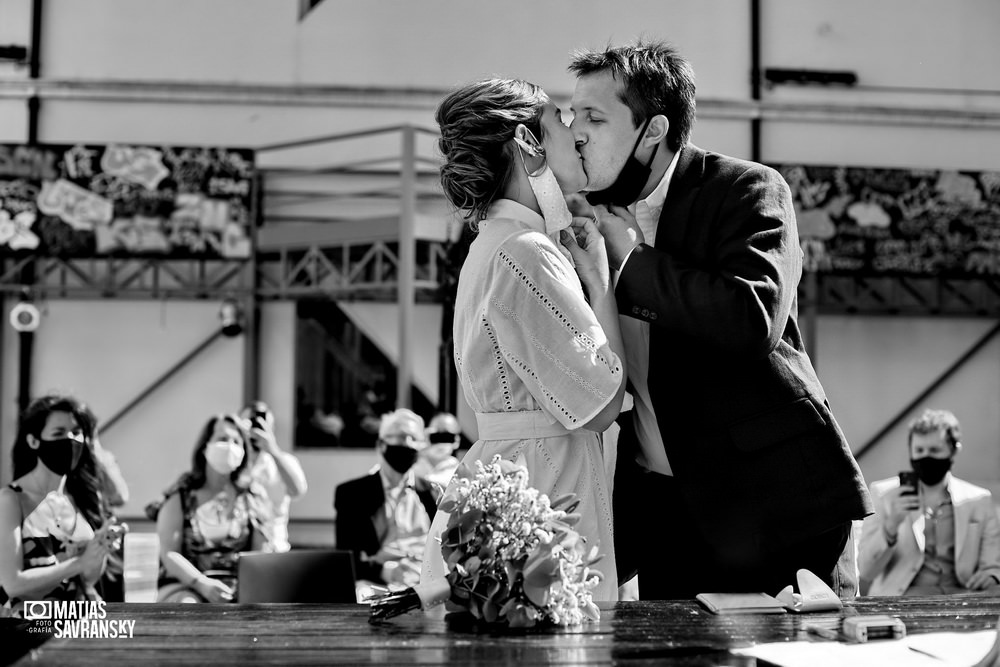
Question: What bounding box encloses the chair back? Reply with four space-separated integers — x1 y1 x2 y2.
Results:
237 549 356 603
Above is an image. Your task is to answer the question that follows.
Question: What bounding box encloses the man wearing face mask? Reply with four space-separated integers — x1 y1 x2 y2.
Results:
567 39 871 600
334 409 436 601
860 409 1000 596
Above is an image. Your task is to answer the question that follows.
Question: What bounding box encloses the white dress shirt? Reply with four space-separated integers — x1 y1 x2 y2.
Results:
615 150 680 476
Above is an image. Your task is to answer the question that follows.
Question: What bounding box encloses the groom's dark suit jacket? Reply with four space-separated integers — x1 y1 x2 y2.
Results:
614 144 873 568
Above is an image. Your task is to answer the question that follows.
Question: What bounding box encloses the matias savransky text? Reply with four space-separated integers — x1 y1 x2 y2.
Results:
24 600 136 639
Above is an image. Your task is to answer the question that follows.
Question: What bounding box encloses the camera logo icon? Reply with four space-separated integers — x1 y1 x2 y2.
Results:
24 601 52 620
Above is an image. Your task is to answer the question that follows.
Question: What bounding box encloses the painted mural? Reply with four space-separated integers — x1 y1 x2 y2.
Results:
0 143 255 258
778 164 1000 276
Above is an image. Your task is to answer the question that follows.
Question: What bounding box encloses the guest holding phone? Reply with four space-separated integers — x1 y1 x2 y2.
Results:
240 401 307 553
860 408 1000 595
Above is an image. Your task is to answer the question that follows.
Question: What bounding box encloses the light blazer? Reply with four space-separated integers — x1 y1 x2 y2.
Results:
860 475 1000 596
614 144 872 566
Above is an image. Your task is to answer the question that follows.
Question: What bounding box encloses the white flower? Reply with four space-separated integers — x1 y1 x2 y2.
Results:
442 454 603 627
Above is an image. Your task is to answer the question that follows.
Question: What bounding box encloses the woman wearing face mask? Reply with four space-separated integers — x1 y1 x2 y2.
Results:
0 395 118 617
419 79 627 602
156 414 273 603
414 412 463 491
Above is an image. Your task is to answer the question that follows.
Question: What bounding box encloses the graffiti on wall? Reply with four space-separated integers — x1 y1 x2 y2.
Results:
777 164 1000 276
0 143 255 258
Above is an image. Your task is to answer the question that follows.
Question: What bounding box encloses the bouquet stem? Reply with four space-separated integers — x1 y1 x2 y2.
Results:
368 580 451 623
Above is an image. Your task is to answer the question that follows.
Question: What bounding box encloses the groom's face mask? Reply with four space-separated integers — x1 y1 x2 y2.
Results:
585 117 659 208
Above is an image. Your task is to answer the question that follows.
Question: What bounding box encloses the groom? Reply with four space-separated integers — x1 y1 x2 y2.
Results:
568 40 873 599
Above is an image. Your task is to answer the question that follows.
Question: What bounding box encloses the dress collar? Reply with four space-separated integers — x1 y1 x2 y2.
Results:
485 199 546 233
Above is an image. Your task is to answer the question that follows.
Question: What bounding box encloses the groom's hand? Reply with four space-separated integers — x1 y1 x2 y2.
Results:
594 204 644 270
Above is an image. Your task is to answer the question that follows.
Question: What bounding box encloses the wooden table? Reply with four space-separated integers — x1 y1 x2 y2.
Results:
5 595 999 666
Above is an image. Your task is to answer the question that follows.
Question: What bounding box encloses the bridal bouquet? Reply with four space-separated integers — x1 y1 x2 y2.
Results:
369 455 603 629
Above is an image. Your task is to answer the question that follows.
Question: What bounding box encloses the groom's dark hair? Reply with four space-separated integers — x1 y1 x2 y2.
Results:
569 39 696 152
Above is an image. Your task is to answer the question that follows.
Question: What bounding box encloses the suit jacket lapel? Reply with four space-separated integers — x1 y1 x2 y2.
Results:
362 472 386 514
655 144 704 251
950 479 970 563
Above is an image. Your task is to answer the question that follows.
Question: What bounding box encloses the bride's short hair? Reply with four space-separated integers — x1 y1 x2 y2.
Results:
436 78 547 224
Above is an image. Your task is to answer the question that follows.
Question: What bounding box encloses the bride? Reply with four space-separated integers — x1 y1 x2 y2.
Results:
421 78 627 601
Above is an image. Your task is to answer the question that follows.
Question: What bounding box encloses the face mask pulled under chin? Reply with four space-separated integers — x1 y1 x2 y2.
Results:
204 442 244 475
36 437 84 476
585 119 659 208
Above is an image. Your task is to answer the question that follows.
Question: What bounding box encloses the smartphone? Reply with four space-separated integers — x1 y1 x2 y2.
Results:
898 470 918 495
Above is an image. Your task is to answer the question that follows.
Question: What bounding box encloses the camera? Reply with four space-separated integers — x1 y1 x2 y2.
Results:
246 402 271 430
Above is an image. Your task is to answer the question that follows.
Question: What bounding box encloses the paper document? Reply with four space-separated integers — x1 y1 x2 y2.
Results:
733 629 996 666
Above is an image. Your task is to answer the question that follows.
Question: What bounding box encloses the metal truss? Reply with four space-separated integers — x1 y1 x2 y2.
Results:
256 239 449 301
0 241 451 301
4 255 1000 315
0 255 254 299
801 274 1000 317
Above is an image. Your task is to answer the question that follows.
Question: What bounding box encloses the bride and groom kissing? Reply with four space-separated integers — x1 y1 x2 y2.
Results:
421 38 872 602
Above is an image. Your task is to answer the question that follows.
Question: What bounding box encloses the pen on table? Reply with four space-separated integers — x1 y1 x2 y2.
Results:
805 624 841 640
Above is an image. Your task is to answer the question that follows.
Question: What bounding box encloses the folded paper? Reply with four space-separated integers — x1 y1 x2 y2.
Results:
775 568 843 613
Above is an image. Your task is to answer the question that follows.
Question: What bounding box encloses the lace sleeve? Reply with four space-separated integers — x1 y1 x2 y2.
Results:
486 232 623 429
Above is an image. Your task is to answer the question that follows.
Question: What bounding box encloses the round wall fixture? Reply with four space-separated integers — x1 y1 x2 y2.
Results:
10 302 41 332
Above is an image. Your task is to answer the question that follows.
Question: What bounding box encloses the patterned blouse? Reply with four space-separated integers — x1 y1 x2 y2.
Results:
174 484 269 579
454 199 624 425
0 484 100 617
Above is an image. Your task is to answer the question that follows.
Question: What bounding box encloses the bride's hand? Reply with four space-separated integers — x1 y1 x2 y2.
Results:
562 216 611 296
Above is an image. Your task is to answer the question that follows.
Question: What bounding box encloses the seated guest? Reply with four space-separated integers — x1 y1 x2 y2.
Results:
0 395 121 616
334 409 436 601
416 412 463 491
156 413 273 603
240 400 308 553
860 408 1000 595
